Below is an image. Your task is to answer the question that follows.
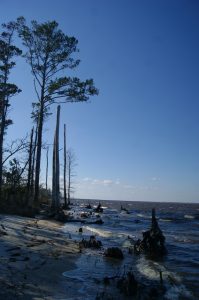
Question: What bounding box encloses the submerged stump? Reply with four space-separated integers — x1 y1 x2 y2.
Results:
104 247 124 259
117 271 138 296
79 236 102 249
94 203 103 213
134 208 167 256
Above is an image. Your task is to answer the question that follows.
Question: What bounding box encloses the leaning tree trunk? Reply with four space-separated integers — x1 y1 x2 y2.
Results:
52 105 60 210
63 124 67 207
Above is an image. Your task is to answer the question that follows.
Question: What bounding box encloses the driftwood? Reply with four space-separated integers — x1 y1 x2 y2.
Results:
134 208 166 256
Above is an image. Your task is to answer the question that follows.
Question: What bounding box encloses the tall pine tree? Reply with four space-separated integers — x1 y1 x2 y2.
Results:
17 18 98 206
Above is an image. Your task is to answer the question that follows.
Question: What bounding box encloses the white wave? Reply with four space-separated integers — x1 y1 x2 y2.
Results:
136 258 193 298
136 258 161 280
122 240 132 248
137 213 145 217
84 226 112 238
184 215 195 219
137 213 150 219
136 257 181 282
62 223 80 234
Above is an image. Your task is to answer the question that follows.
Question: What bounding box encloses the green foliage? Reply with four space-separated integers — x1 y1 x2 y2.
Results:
31 102 52 123
17 17 98 109
0 20 22 197
0 22 22 89
3 158 26 187
0 21 22 132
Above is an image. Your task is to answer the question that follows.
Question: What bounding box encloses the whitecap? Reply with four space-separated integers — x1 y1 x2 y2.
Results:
84 226 112 238
136 257 181 282
184 215 195 219
137 213 150 218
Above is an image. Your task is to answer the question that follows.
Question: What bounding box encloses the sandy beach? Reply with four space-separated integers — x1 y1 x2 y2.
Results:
0 202 198 300
0 214 80 299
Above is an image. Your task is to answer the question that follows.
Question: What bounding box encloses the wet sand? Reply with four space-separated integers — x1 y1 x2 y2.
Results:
0 214 80 299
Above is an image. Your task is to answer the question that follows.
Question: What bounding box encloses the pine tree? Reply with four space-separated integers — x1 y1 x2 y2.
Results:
0 21 22 198
17 18 98 206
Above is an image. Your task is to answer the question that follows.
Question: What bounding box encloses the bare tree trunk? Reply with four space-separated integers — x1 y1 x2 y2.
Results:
34 100 44 207
68 158 71 205
30 121 38 195
52 105 60 210
66 149 76 205
63 124 67 207
45 147 49 191
52 136 56 208
27 127 34 203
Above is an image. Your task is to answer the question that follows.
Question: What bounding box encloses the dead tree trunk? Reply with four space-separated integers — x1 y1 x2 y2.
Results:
52 105 60 210
67 157 71 205
63 124 67 208
66 149 76 205
34 100 44 206
134 208 166 256
27 127 34 203
30 121 38 197
45 146 49 191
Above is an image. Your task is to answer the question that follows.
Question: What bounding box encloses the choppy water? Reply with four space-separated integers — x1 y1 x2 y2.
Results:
62 200 199 299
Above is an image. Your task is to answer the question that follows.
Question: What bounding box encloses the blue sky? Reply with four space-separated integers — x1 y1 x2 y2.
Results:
1 0 199 202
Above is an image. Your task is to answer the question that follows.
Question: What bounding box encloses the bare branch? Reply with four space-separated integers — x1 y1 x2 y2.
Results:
3 136 29 165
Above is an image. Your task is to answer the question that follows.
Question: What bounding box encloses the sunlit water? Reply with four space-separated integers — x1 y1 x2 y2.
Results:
62 200 199 299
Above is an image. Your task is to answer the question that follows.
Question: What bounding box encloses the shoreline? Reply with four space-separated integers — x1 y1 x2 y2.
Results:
0 200 198 299
0 214 80 299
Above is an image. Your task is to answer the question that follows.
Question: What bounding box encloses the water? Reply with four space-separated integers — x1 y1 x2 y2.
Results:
62 200 199 299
